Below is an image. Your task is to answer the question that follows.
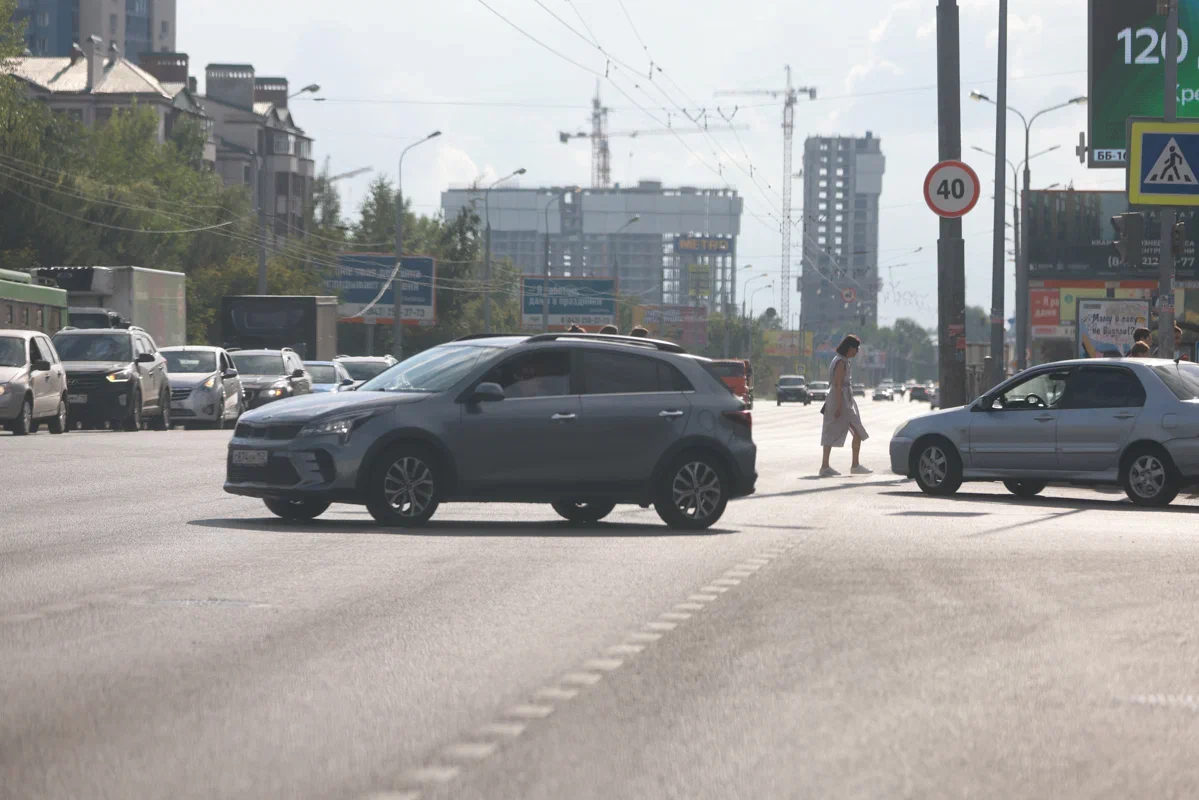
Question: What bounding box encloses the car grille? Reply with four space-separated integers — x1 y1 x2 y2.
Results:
66 374 106 390
227 457 301 486
174 408 196 417
171 387 192 402
235 422 303 440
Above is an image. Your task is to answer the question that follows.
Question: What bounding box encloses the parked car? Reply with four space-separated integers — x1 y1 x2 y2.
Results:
305 360 356 393
891 358 1199 506
52 326 171 431
230 348 313 409
708 359 754 408
809 381 830 402
225 333 758 530
776 375 810 406
872 385 893 401
161 346 244 428
0 329 69 435
334 355 398 389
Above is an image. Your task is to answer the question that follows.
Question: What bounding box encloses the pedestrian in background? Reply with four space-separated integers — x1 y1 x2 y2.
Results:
567 324 586 333
1133 327 1151 349
629 326 649 338
820 334 871 477
599 324 619 335
1127 341 1151 358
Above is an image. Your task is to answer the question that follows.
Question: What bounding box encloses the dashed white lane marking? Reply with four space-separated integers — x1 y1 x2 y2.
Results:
373 541 797 796
1 613 43 624
505 704 555 719
40 603 81 614
444 742 499 760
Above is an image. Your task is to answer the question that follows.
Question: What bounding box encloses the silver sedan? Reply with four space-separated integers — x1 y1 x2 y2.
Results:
890 358 1199 506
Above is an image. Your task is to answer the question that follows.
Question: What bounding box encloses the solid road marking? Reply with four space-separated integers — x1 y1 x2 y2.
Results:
378 541 798 796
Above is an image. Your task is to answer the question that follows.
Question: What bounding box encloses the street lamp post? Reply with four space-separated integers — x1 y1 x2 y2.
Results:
393 130 441 361
750 283 773 319
613 215 640 333
288 83 321 99
483 167 527 334
971 91 1086 370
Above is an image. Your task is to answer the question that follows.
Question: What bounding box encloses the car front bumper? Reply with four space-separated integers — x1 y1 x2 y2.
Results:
777 391 808 402
223 427 362 501
170 385 224 422
0 386 28 421
890 436 913 477
65 383 134 421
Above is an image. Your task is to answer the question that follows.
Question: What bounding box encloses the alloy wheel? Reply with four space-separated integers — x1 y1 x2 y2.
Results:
919 446 947 488
1129 454 1166 499
382 456 435 517
671 461 722 521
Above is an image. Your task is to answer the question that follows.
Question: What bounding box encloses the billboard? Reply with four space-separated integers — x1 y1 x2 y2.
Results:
633 305 709 348
326 254 436 325
763 330 801 357
674 236 733 254
686 263 712 298
1030 289 1062 325
1026 190 1199 281
1076 298 1150 357
1088 0 1199 167
521 278 616 329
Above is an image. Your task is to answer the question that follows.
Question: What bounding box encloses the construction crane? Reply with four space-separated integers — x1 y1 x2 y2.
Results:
328 166 372 183
561 85 748 188
715 66 816 321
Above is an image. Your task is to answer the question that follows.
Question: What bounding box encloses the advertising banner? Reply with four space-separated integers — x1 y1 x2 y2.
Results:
1077 298 1151 357
687 263 712 298
326 254 436 325
1026 190 1199 280
860 348 887 370
633 305 709 348
1030 289 1062 325
803 331 814 358
521 278 616 329
1059 287 1108 322
674 236 733 254
763 331 801 357
1088 1 1199 167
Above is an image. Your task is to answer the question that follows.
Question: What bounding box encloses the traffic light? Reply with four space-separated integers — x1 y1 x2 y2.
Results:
1172 220 1187 255
1111 212 1145 267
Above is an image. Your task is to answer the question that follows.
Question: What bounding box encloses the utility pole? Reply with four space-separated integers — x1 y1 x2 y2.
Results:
1160 0 1179 356
394 131 442 359
937 0 967 407
988 0 1008 389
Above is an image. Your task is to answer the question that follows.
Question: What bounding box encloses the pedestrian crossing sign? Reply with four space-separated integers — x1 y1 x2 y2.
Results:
1128 119 1199 206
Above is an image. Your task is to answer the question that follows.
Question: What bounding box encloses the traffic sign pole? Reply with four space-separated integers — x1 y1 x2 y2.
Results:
1161 0 1179 356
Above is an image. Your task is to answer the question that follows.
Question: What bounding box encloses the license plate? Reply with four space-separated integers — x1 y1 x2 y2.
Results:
67 394 87 404
231 449 269 467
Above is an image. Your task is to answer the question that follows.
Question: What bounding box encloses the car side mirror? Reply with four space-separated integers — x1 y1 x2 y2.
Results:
470 382 505 403
136 352 155 363
341 378 355 386
31 359 50 371
222 368 238 379
291 368 305 379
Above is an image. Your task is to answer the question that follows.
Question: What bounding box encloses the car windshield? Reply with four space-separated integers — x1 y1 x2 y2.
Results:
1153 362 1199 400
164 351 216 373
307 365 338 383
52 334 131 362
341 360 390 381
779 377 805 386
0 337 25 367
359 345 504 393
232 353 286 375
811 382 830 390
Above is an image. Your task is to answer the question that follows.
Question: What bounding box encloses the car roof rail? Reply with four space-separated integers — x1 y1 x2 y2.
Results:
453 333 523 342
225 347 241 352
523 332 687 354
59 325 77 331
127 325 145 332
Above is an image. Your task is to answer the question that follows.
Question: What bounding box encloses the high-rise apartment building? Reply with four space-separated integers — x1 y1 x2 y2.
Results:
799 133 886 342
14 0 175 63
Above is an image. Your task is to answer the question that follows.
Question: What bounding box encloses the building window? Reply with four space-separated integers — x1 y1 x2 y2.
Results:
161 20 170 35
243 164 251 184
109 13 118 34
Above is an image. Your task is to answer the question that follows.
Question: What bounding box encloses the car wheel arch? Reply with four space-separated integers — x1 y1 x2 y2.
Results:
650 437 738 497
356 429 460 498
1119 439 1178 477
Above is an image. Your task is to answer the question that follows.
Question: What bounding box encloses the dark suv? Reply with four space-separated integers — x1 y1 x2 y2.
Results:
52 327 171 431
230 348 313 409
224 333 757 530
776 375 810 406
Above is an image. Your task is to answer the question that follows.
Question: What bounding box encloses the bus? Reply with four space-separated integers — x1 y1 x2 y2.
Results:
0 268 68 335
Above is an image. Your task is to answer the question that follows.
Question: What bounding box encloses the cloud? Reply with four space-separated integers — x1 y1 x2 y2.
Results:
845 57 904 92
987 14 1043 48
868 0 916 44
916 17 935 39
435 145 483 190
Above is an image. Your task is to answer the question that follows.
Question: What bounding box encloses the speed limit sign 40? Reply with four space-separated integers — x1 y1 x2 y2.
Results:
924 160 981 218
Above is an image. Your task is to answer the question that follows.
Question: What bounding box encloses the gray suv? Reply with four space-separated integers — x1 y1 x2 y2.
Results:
224 333 757 529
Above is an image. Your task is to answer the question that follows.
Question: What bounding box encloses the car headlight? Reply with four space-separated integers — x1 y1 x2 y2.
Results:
299 409 384 442
0 384 6 396
202 375 217 390
263 381 291 398
106 369 132 382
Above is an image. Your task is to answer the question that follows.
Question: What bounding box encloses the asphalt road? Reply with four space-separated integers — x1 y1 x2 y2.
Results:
4 398 1199 800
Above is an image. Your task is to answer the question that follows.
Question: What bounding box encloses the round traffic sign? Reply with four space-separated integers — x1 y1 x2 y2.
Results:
841 287 856 303
923 160 981 218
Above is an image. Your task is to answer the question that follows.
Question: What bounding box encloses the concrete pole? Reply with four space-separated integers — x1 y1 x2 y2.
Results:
937 0 967 407
988 0 1008 390
1160 0 1179 356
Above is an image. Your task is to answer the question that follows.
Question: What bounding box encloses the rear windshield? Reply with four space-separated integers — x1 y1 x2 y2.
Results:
708 362 745 378
1153 362 1199 400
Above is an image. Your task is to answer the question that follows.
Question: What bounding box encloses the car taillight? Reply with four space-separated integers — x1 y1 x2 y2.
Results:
722 409 752 432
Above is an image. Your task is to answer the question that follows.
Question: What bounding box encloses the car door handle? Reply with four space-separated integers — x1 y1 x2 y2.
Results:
551 413 577 421
1113 412 1136 420
659 409 685 418
1034 415 1055 422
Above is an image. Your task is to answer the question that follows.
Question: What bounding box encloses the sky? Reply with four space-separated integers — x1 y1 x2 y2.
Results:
178 0 1111 328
